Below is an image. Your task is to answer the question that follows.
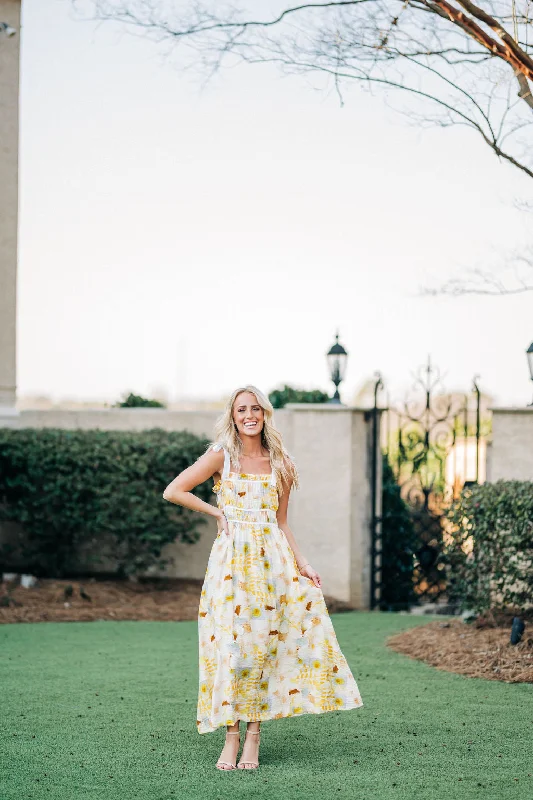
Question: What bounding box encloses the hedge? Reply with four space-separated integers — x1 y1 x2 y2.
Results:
380 455 418 610
445 480 533 614
0 428 212 578
268 385 330 409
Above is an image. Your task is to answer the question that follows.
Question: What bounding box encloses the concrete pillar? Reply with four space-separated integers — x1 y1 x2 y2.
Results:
487 407 533 481
0 0 21 419
280 404 378 609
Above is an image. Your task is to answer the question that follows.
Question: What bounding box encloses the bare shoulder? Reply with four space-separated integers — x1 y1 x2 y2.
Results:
201 443 225 469
163 442 225 496
185 443 225 479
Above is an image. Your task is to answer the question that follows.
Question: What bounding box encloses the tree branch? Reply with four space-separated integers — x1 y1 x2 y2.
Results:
82 0 533 178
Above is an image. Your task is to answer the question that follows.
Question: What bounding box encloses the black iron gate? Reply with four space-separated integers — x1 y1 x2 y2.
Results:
370 358 485 610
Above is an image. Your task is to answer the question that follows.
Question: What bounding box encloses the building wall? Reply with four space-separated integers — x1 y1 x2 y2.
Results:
0 0 20 414
0 405 379 607
487 408 533 482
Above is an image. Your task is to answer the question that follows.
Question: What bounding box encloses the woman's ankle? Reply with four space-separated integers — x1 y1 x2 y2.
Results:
226 721 240 735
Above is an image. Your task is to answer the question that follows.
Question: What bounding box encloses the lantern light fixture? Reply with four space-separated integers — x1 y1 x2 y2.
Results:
326 332 348 404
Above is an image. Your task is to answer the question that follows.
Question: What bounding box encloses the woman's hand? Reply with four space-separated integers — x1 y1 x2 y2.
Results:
216 511 230 538
298 562 321 588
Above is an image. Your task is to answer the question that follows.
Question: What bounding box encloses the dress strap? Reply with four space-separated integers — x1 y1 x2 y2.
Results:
211 443 230 480
269 455 276 486
222 447 230 480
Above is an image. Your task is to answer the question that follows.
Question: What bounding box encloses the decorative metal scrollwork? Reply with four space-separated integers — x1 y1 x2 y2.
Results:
371 357 484 608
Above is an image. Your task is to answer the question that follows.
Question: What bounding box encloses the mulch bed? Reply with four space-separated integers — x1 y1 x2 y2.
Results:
0 578 203 623
0 577 354 624
387 616 533 684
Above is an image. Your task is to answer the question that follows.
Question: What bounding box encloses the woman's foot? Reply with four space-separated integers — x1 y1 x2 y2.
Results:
215 728 240 771
237 725 260 770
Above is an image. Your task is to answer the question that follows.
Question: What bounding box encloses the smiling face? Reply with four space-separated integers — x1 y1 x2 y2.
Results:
233 391 265 440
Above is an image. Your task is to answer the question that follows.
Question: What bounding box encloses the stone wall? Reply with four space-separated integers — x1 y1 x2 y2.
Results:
487 408 533 482
0 404 380 608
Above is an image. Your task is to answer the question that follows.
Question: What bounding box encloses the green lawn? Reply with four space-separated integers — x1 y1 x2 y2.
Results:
1 612 531 800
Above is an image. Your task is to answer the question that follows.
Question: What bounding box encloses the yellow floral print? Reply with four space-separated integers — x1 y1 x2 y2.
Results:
196 446 363 734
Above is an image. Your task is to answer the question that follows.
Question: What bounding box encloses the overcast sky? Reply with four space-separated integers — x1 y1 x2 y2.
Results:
16 0 533 407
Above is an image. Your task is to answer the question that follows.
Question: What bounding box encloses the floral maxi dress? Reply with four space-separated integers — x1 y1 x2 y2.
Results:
196 444 363 734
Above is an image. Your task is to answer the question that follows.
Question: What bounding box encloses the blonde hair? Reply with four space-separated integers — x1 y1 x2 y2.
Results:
209 384 299 496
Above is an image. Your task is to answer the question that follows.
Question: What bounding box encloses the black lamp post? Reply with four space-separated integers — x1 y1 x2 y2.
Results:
326 332 348 404
527 342 533 406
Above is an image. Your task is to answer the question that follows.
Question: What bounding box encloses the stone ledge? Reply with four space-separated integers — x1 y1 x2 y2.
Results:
489 406 533 413
284 403 370 412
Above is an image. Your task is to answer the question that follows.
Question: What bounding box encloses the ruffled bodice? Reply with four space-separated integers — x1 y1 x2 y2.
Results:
213 471 279 527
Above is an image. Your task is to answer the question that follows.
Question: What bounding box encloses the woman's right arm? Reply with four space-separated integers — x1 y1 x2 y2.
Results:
163 448 227 532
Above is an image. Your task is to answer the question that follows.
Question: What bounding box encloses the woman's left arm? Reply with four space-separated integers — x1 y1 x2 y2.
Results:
276 472 321 589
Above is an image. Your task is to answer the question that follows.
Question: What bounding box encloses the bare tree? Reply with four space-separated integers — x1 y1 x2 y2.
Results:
79 1 533 177
78 0 533 296
423 259 533 295
423 202 533 295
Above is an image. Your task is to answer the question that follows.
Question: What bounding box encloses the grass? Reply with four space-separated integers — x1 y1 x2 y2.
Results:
1 612 531 800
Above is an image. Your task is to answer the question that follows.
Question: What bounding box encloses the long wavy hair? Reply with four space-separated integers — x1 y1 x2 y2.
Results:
209 384 299 495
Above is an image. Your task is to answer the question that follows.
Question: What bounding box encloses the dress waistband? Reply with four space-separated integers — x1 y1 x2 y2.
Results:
223 506 278 525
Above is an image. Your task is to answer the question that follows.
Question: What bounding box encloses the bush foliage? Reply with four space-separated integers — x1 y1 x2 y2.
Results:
0 428 211 578
445 480 533 614
114 392 166 408
268 384 330 409
380 456 418 610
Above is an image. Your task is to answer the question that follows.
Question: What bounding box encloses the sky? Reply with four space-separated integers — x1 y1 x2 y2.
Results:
15 0 533 408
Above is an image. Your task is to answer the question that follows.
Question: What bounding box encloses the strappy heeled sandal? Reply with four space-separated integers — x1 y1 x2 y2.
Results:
215 730 240 771
237 728 260 770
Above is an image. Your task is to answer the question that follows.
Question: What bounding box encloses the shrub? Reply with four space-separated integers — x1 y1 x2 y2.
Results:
0 428 211 578
114 392 165 408
269 385 329 409
380 455 418 610
445 481 533 614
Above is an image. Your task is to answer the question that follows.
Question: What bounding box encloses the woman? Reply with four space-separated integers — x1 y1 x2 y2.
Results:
163 385 363 771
